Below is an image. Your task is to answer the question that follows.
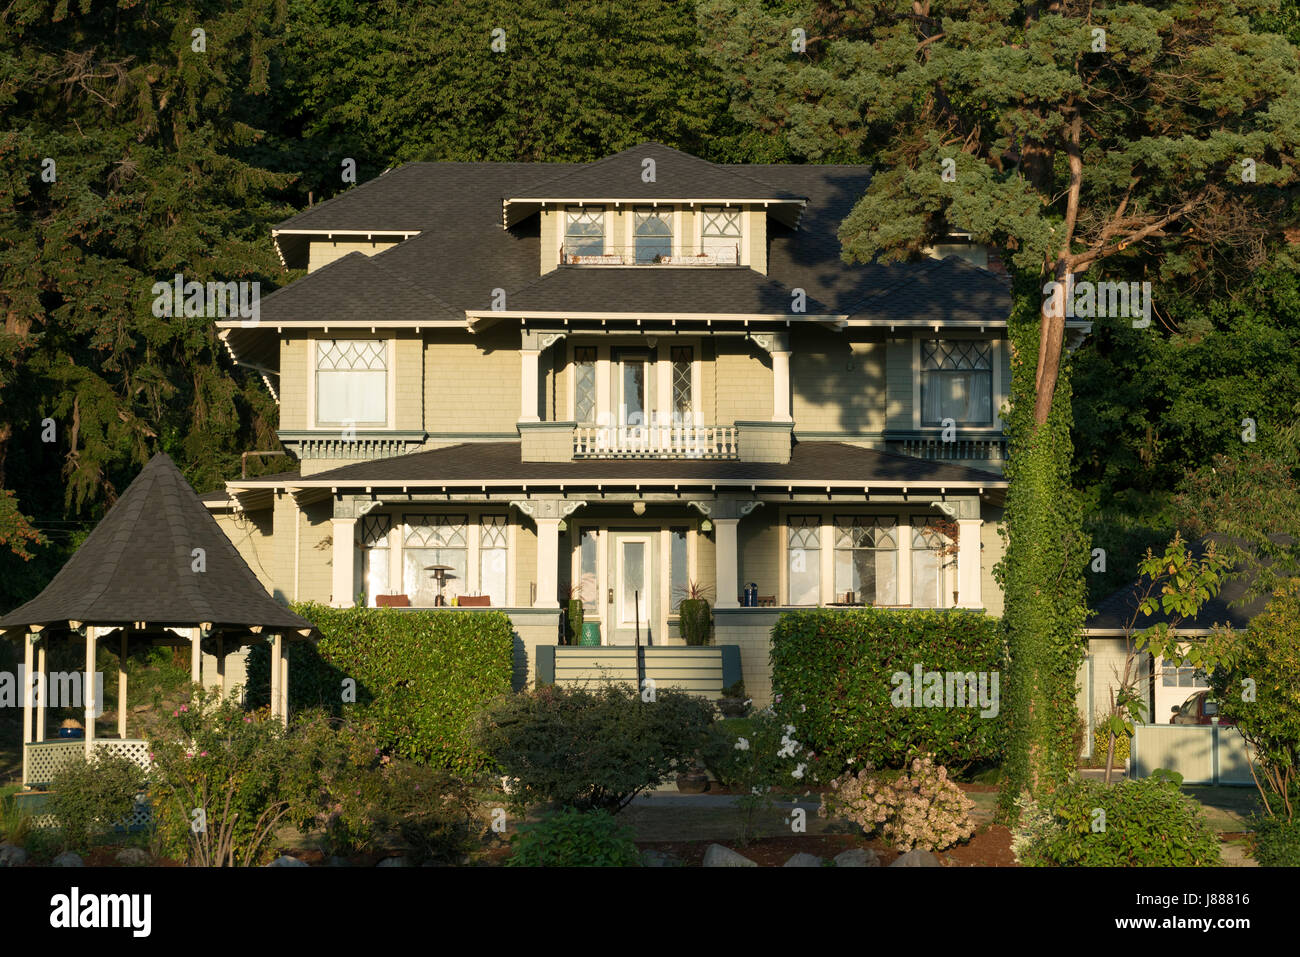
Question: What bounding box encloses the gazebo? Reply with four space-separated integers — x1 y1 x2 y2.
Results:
0 453 315 789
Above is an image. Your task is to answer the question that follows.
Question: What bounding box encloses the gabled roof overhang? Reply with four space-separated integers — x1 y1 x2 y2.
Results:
270 228 421 269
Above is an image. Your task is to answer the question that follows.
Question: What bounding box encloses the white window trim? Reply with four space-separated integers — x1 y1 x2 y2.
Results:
911 333 1003 432
308 337 396 431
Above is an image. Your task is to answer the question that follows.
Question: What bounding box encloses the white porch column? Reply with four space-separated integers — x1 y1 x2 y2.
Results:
520 348 541 422
269 633 282 721
957 519 983 608
84 626 97 760
331 517 357 608
771 349 792 423
35 637 47 742
714 518 740 608
118 632 128 738
535 518 561 608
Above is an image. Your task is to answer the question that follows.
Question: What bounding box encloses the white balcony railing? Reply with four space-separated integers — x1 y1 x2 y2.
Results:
573 424 739 459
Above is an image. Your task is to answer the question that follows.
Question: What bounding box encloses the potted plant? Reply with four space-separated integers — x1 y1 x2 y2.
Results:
717 680 749 718
565 586 584 647
677 580 713 646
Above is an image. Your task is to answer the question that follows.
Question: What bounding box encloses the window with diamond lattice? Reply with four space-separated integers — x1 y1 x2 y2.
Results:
634 209 672 263
479 515 508 606
403 515 467 606
701 206 741 263
834 517 898 605
671 346 694 424
356 515 391 606
787 515 821 605
565 207 604 256
921 340 992 426
316 340 388 427
574 347 596 424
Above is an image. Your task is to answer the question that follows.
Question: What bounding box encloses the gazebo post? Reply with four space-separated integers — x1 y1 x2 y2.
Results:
190 626 202 688
21 629 35 785
280 642 289 729
118 631 128 739
35 635 47 743
269 631 281 722
216 636 225 698
84 625 97 761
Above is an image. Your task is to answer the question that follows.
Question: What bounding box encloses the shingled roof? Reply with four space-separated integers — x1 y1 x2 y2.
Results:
0 454 313 633
229 440 1005 489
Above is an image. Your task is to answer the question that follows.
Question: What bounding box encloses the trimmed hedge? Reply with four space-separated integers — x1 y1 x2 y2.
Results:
770 608 1005 775
247 604 514 775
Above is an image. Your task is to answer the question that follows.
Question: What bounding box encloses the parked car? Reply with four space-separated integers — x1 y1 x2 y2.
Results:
1170 690 1236 726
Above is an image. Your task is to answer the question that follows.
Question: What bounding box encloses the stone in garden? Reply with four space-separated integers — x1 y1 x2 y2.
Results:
889 848 941 867
52 851 84 867
783 852 824 867
702 844 757 867
267 855 308 867
0 843 28 867
833 848 880 867
640 849 681 867
376 856 410 867
115 848 151 867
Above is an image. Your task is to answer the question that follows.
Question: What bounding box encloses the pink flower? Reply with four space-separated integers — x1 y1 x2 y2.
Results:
172 710 179 717
180 704 189 713
200 751 209 757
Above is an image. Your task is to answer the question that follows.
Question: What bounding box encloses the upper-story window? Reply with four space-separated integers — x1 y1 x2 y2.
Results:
701 206 741 264
316 339 388 427
565 207 605 256
634 208 672 263
921 340 992 427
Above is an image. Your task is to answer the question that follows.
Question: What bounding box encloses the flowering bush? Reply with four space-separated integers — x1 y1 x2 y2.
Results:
820 754 976 852
700 707 817 844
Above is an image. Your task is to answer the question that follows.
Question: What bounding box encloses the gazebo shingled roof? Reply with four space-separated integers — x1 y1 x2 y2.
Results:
0 452 313 634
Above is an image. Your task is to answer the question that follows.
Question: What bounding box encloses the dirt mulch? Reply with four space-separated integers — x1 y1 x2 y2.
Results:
638 823 1017 867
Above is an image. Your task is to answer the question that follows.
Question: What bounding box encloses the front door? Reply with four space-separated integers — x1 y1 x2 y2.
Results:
608 532 653 645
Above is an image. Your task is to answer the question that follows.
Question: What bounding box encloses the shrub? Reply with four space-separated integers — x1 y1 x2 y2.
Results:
473 683 713 813
48 753 147 852
820 753 976 852
249 604 515 774
0 790 33 847
1251 815 1300 866
1019 777 1221 866
1209 579 1300 819
701 707 817 844
1093 726 1130 764
507 808 640 867
770 609 1005 775
150 691 350 866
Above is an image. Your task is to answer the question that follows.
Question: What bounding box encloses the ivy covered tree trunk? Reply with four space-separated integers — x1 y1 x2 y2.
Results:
997 276 1089 821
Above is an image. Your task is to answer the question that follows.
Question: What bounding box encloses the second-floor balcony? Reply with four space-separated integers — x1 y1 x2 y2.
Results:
560 243 741 266
573 423 739 459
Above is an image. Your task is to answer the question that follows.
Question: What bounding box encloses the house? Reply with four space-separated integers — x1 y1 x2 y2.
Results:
207 143 1088 699
1079 545 1271 753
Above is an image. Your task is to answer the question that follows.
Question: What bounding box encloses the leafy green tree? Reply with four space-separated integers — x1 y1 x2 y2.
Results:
700 0 1300 819
0 0 293 604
